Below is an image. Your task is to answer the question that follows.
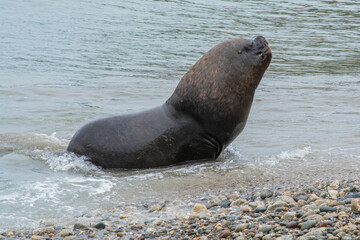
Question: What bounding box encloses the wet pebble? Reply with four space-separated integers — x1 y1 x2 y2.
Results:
149 204 163 212
296 211 306 218
235 223 248 232
32 227 55 236
328 190 339 199
254 206 267 213
5 178 360 240
192 203 207 213
282 212 295 221
301 220 317 230
269 200 287 210
59 230 72 237
219 230 231 238
350 198 360 211
93 222 106 229
219 200 231 208
286 221 298 228
260 189 273 199
319 206 337 212
258 224 273 233
230 198 247 207
73 223 90 230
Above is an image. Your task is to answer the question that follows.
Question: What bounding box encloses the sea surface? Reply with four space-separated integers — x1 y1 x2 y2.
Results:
1 0 359 229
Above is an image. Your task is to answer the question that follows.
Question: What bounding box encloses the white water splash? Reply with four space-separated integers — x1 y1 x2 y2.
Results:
41 151 99 173
265 146 312 166
221 144 243 159
33 132 69 148
6 132 100 173
0 132 68 151
276 146 311 161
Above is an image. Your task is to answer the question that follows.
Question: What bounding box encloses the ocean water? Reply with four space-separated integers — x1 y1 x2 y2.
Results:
1 0 359 229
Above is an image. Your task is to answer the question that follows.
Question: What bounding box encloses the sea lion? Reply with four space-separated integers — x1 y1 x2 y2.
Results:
67 36 272 169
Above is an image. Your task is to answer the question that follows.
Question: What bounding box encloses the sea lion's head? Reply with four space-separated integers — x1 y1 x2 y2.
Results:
244 36 271 67
168 36 272 109
167 36 272 145
223 35 272 92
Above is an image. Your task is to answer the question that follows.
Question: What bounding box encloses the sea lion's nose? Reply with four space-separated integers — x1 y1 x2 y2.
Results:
254 36 268 48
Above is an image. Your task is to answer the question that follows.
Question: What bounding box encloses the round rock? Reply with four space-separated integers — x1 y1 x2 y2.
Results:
260 189 273 199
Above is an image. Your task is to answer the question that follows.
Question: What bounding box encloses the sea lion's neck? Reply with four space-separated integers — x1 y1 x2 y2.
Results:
165 83 255 147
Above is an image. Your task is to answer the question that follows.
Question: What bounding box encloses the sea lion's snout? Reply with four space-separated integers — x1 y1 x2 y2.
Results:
254 36 271 62
254 36 268 47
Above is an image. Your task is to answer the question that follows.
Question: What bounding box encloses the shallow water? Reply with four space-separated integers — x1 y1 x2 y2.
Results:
1 0 359 229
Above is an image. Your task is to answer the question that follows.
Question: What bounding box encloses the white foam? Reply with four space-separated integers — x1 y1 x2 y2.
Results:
63 176 115 196
33 132 69 148
27 148 100 173
276 146 311 160
24 180 62 205
265 146 312 166
222 144 243 159
4 132 100 173
46 152 98 173
125 171 165 181
1 132 69 151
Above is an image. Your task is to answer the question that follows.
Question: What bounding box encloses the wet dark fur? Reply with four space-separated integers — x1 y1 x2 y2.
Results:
67 36 272 169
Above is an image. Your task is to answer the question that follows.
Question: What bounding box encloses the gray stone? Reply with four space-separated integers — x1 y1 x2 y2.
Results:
303 203 317 211
278 195 297 206
263 233 277 240
219 200 231 208
351 198 360 211
254 206 267 213
286 221 298 228
328 190 339 199
59 230 73 237
149 204 163 212
282 212 296 222
294 195 308 202
300 220 316 230
260 189 273 199
275 235 294 240
349 185 357 192
235 223 248 232
73 223 90 230
258 224 273 233
319 206 337 212
269 201 287 211
219 230 231 238
93 222 106 229
296 211 306 218
33 227 55 236
298 228 326 240
230 198 247 207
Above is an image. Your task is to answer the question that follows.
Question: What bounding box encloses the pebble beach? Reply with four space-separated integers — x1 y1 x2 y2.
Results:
1 0 359 239
2 171 360 240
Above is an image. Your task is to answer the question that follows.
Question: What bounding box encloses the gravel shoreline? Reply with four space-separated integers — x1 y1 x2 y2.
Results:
1 176 360 240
